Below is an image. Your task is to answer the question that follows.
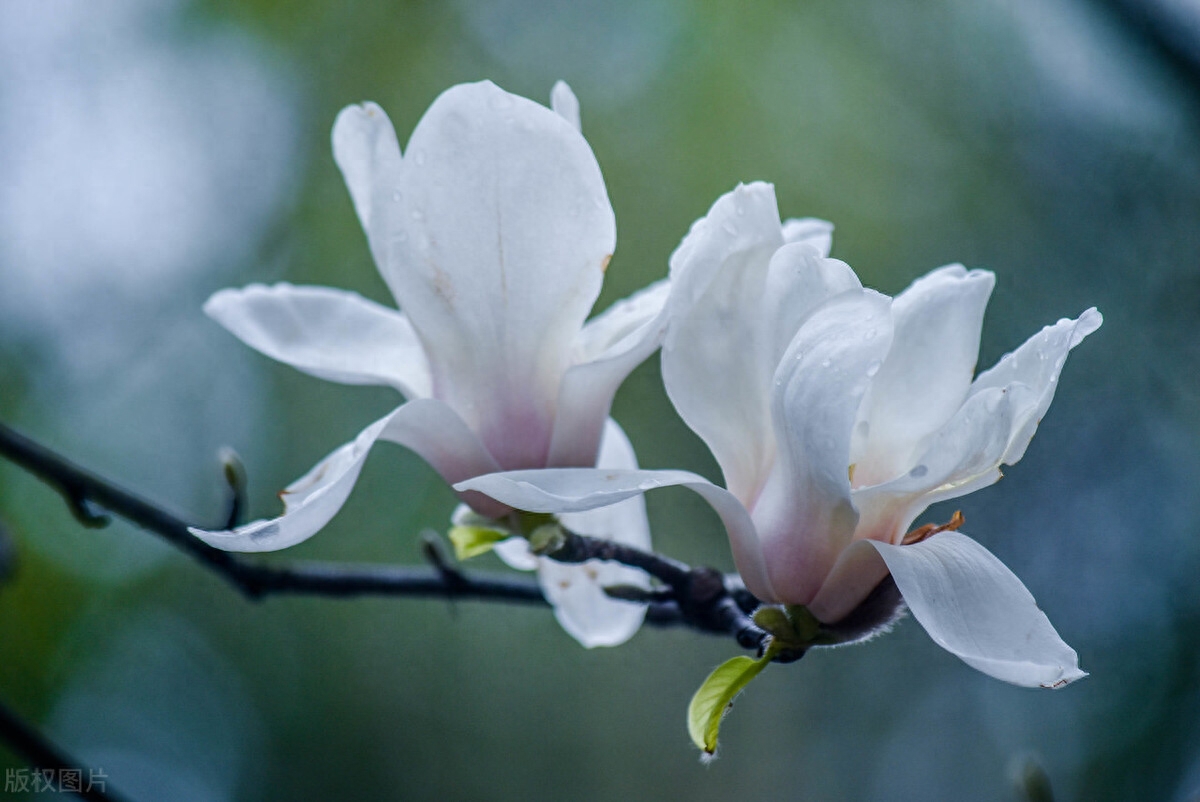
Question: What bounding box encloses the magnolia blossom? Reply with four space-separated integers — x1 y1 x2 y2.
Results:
460 182 1101 687
191 81 668 646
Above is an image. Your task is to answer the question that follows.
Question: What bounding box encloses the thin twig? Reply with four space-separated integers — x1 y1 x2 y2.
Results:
0 421 761 642
0 421 546 605
0 699 131 802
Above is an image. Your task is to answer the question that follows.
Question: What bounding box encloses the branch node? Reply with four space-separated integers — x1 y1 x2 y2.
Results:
421 531 467 593
65 489 111 528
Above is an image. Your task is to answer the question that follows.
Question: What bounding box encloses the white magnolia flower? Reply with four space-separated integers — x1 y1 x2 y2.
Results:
191 81 668 647
460 182 1102 687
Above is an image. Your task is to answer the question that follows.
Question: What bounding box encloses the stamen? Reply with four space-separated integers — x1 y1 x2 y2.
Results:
901 510 964 545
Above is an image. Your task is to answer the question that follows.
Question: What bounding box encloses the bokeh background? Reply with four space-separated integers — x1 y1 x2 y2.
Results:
1 0 1198 799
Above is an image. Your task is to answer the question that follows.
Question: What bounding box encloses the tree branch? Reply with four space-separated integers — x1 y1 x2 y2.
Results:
0 698 131 801
0 422 763 643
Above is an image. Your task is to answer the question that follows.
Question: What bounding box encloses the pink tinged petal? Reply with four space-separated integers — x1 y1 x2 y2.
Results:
550 80 581 132
545 419 652 647
455 467 776 603
754 289 894 605
548 279 671 467
384 80 615 470
662 182 785 504
331 101 404 271
204 283 432 399
780 217 834 257
807 539 892 624
851 265 995 487
969 308 1103 465
870 531 1086 688
190 400 506 552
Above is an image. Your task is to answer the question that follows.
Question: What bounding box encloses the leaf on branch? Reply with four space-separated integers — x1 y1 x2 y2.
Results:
687 653 771 760
447 525 509 561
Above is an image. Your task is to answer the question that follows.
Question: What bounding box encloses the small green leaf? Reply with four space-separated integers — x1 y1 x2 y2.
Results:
447 526 508 560
527 523 567 555
752 606 796 639
687 654 771 758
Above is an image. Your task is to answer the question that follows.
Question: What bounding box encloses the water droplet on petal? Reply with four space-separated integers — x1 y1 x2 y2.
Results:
722 222 738 236
391 190 402 202
855 420 870 439
909 464 929 478
411 209 424 221
866 360 881 377
821 358 832 368
414 150 427 166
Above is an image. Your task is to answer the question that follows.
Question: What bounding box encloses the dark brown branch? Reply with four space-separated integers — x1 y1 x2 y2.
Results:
547 531 768 650
0 699 131 801
0 421 762 642
0 421 545 606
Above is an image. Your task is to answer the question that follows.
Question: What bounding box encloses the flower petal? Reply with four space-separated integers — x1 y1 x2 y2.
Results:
547 279 670 467
550 80 581 132
204 283 431 399
850 265 994 486
542 419 652 647
662 183 785 504
870 531 1086 688
190 400 505 552
969 308 1102 465
780 217 834 257
381 80 615 470
331 101 404 270
852 382 1024 543
456 466 776 603
752 289 894 605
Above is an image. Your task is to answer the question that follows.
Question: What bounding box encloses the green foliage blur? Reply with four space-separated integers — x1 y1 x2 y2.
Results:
2 0 1199 799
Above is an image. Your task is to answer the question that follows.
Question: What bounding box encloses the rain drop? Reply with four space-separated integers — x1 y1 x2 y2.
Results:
414 150 427 166
821 358 832 368
866 360 881 377
391 190 402 203
722 222 738 236
909 465 929 478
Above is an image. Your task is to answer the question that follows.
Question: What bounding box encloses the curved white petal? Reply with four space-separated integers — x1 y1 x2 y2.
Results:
870 531 1086 688
190 407 403 553
492 537 541 571
550 80 581 132
852 383 1025 543
969 308 1102 465
851 265 994 486
752 289 894 604
204 283 431 399
455 466 776 603
762 244 862 375
377 80 614 470
780 217 834 257
190 400 506 552
662 182 785 504
331 101 404 270
547 280 670 467
543 419 651 647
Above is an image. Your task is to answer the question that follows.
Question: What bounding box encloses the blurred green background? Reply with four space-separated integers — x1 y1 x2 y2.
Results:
1 0 1199 799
